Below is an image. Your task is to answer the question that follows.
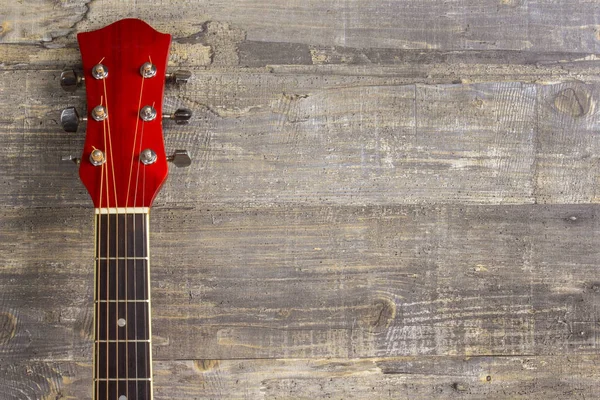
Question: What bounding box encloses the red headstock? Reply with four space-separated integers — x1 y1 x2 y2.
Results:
63 19 190 208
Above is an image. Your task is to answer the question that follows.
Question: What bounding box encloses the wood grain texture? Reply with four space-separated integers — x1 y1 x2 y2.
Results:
1 204 599 363
5 0 600 54
1 70 599 207
2 0 600 398
2 356 600 399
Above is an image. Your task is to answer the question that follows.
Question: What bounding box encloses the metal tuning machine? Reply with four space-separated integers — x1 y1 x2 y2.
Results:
61 154 81 165
166 70 192 84
60 69 85 92
167 150 192 168
60 107 87 132
163 108 192 125
164 71 193 167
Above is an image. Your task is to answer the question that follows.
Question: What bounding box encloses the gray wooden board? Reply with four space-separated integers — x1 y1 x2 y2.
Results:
1 70 600 208
2 0 600 399
4 0 600 54
2 356 600 399
1 204 599 363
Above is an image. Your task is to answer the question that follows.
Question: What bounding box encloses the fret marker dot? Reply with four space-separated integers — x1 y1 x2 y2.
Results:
119 396 127 400
117 318 126 327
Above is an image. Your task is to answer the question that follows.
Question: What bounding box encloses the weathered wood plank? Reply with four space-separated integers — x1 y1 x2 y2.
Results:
1 204 598 361
1 70 599 206
5 1 600 55
535 82 600 203
2 356 600 399
0 0 88 43
4 40 600 71
3 3 600 399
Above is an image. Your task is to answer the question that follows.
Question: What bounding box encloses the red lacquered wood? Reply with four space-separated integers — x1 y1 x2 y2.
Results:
78 19 171 208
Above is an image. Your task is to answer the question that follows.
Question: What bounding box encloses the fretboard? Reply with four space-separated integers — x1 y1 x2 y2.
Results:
94 210 153 400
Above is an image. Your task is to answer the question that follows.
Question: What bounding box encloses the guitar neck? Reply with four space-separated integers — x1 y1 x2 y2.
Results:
60 18 192 399
94 209 154 399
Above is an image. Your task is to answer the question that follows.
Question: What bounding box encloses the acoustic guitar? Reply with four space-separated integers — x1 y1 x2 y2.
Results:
59 18 192 400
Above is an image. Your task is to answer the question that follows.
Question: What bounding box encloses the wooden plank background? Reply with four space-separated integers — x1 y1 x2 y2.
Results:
2 0 600 398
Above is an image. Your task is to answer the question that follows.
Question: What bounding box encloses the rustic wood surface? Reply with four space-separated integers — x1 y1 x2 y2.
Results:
2 1 600 399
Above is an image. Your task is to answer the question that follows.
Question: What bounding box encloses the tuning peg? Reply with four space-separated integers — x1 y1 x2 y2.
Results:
167 150 192 167
163 108 192 125
166 70 192 84
60 69 84 92
61 155 80 165
60 107 87 132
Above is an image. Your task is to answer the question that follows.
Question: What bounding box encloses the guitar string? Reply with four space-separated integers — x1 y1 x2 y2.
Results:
127 57 148 395
124 75 145 399
100 94 110 400
98 58 108 399
143 63 155 393
101 75 121 398
97 55 153 397
133 99 149 386
143 61 153 389
122 150 130 395
96 150 105 400
133 57 153 390
142 103 149 390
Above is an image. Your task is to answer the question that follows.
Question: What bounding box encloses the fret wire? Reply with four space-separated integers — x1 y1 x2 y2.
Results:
95 340 151 343
96 300 149 303
94 378 152 381
95 207 149 214
96 257 149 260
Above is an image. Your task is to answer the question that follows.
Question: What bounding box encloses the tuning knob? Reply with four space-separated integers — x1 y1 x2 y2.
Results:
167 150 192 167
60 69 84 92
61 155 81 165
166 70 192 84
163 108 192 125
60 107 87 132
